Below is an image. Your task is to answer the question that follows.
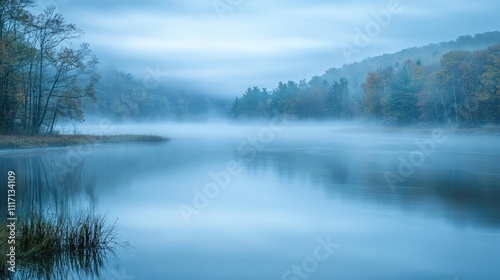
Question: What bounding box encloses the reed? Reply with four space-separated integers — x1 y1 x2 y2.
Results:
1 208 123 277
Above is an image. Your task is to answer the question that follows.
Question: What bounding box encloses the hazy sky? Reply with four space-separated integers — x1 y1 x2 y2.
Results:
38 0 500 97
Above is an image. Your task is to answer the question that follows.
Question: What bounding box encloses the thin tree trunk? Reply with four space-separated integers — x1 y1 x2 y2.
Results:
452 83 459 127
436 87 450 125
49 108 57 134
461 86 475 128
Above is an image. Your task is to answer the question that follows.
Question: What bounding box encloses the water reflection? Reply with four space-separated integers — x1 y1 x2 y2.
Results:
240 136 500 228
0 149 122 280
6 249 116 280
1 132 499 279
0 151 97 214
2 136 499 230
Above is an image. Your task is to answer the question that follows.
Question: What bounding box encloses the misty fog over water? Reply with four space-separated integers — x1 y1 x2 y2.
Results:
2 123 499 279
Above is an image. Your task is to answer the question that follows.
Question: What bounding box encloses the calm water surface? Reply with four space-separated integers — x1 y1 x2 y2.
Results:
2 124 500 279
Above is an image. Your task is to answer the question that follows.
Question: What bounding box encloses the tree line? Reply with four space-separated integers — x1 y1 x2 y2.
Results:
229 45 500 127
84 66 230 122
0 1 99 134
228 77 357 120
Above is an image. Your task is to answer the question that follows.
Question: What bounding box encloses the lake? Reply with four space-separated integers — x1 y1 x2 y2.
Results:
2 123 500 279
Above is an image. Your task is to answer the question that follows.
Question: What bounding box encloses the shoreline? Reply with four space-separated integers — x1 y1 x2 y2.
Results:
378 126 500 135
0 134 169 150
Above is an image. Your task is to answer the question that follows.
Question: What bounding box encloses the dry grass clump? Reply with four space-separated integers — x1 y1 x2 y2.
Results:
0 208 123 277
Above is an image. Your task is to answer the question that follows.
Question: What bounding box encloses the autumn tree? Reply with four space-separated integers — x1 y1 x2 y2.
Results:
0 4 99 134
363 66 393 121
436 51 482 127
0 0 33 133
25 7 99 133
416 69 451 125
477 45 500 124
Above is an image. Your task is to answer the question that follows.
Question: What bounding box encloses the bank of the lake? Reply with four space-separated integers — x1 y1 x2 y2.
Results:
379 126 500 135
0 134 169 150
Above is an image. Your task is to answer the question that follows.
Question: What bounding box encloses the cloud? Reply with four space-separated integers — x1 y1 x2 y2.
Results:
45 0 500 97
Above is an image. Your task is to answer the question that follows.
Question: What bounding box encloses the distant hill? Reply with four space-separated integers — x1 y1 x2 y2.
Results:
322 31 500 87
228 32 500 126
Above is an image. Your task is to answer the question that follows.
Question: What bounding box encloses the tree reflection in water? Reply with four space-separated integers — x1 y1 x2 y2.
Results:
0 150 125 280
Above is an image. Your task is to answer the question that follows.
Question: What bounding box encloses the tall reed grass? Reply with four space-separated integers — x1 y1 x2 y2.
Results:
1 208 123 278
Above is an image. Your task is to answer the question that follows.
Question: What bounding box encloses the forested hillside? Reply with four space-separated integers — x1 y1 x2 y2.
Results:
323 32 500 92
229 40 500 128
84 67 230 122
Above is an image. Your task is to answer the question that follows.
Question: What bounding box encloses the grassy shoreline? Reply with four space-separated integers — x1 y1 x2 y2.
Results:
0 134 169 150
